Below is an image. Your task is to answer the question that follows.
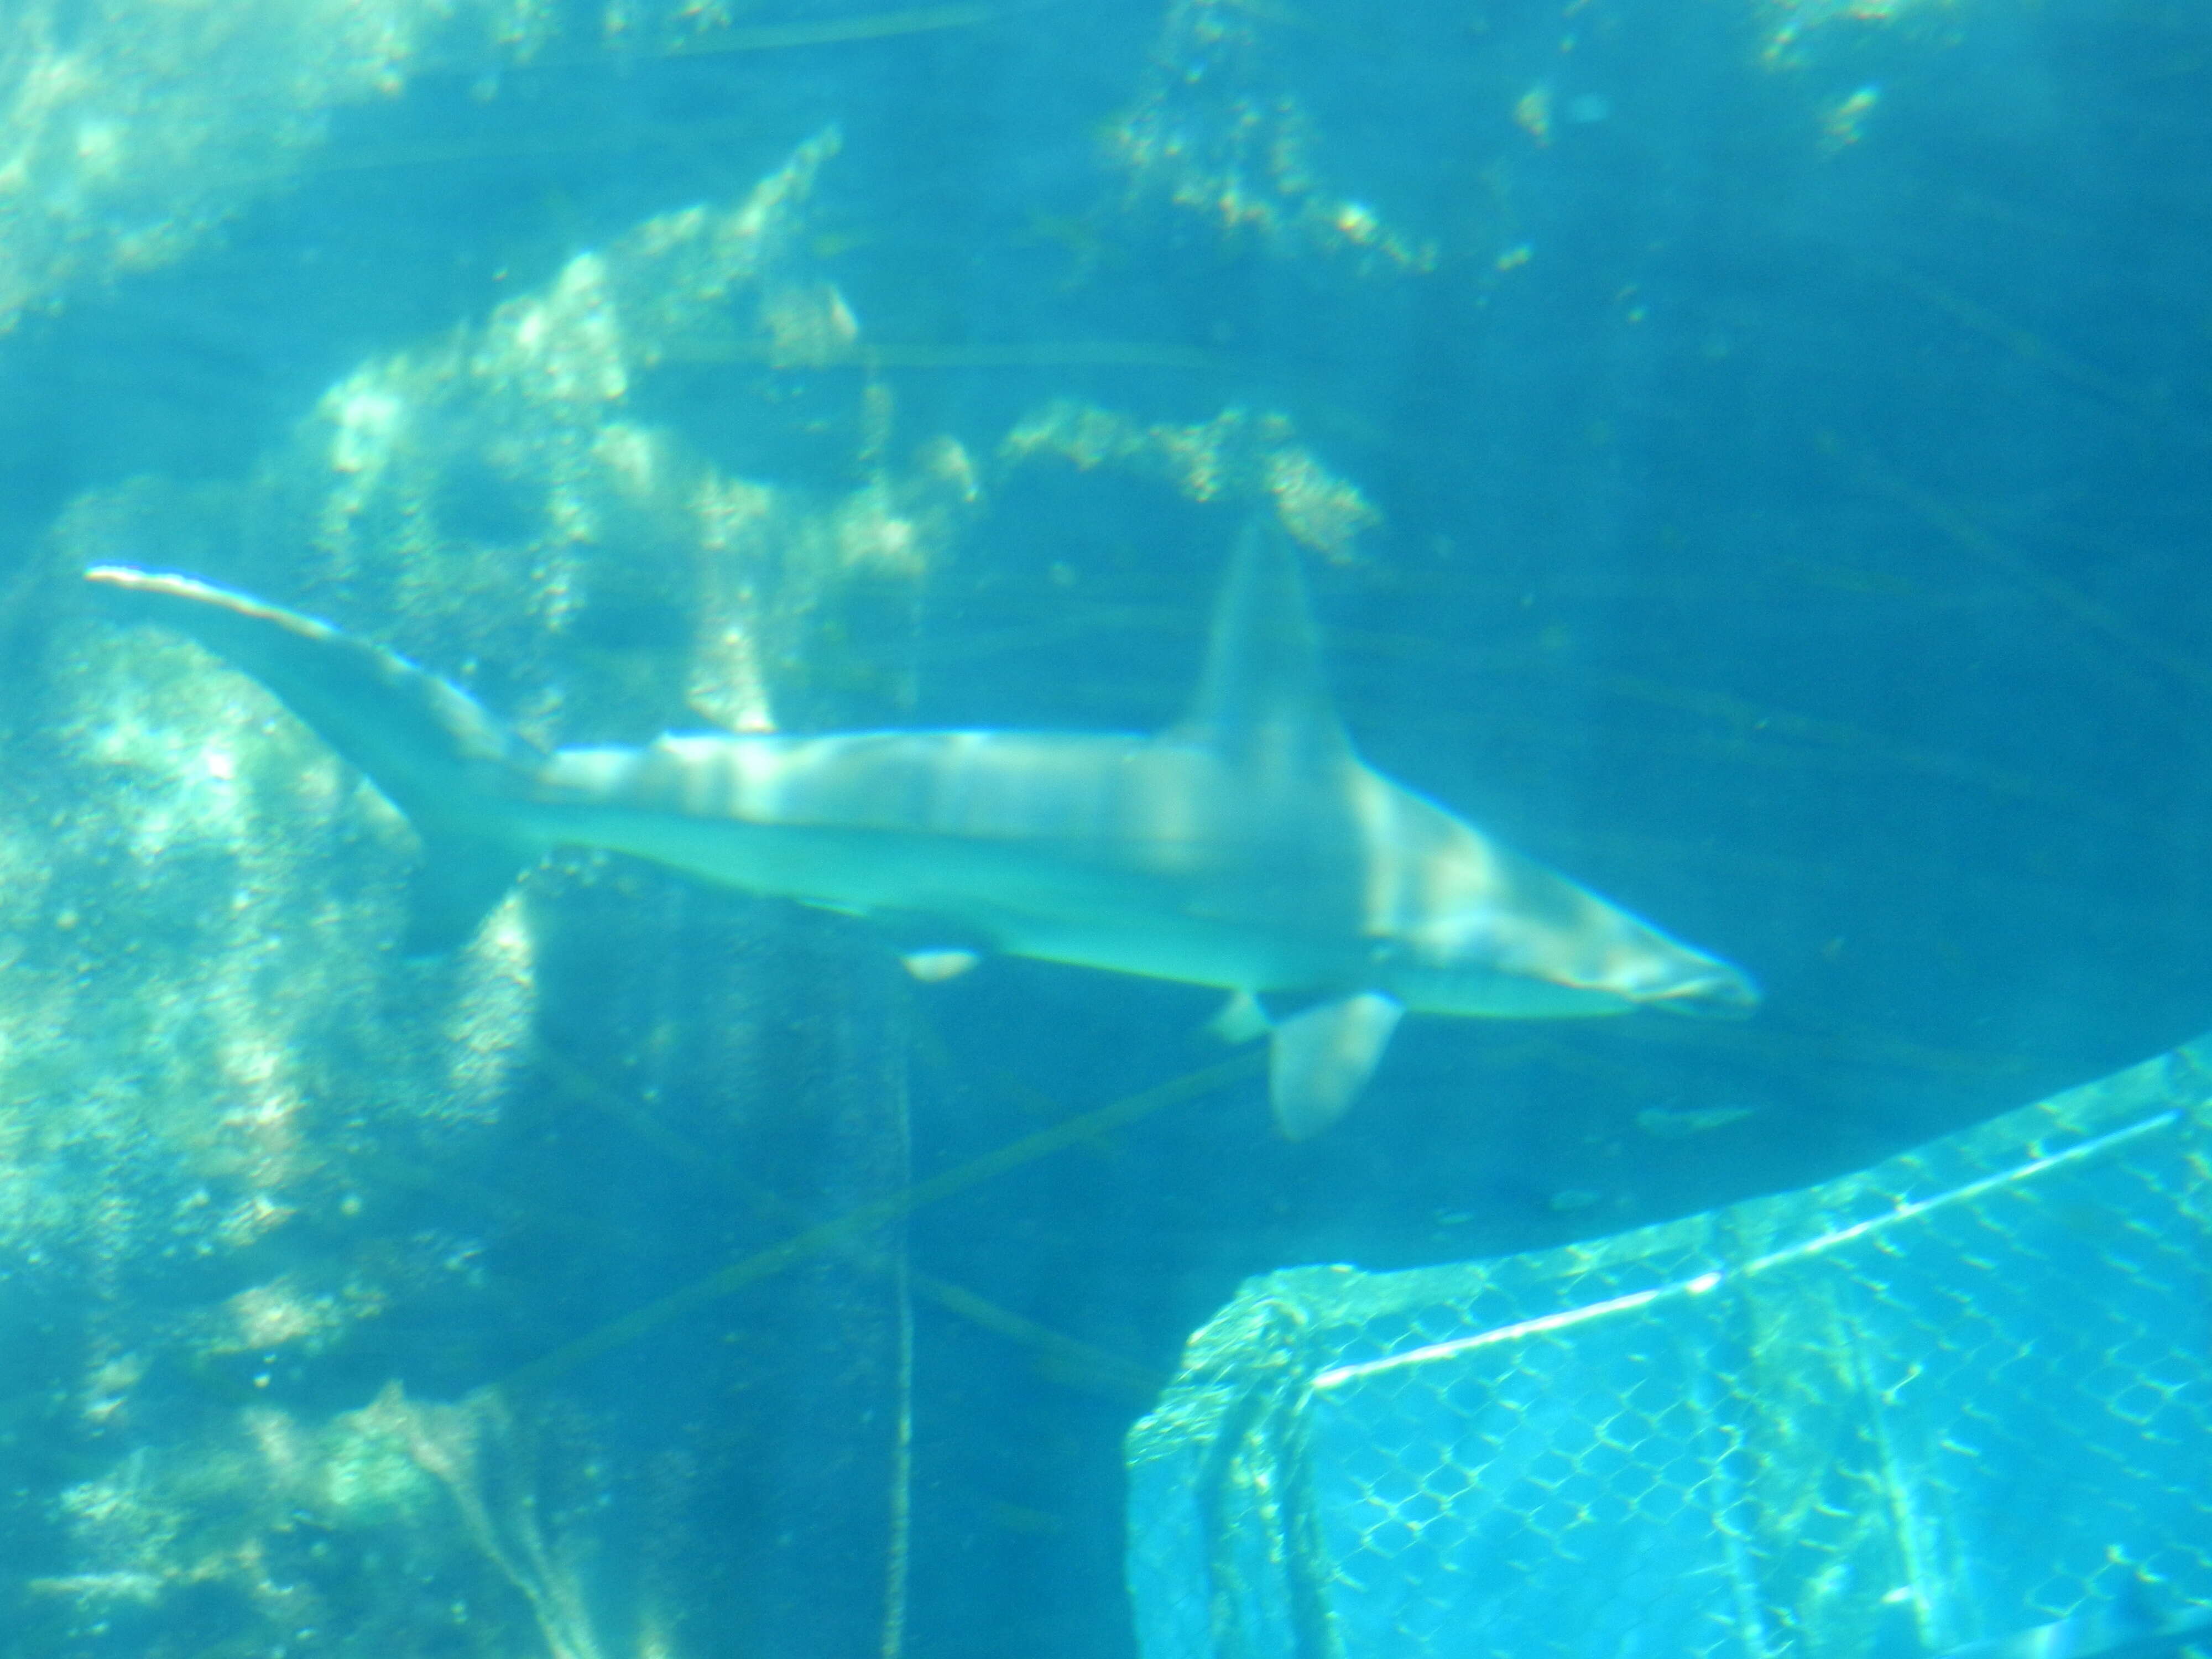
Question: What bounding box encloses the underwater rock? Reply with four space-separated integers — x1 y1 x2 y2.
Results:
0 0 547 333
1105 0 1437 276
3 130 935 1656
1001 399 1379 562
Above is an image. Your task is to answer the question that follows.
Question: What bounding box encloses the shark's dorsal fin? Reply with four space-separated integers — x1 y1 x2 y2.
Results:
1167 515 1352 765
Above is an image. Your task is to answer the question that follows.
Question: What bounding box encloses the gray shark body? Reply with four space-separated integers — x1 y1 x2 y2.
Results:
88 520 1756 1136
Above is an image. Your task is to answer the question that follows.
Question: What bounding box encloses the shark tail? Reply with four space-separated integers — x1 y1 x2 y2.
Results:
86 566 546 954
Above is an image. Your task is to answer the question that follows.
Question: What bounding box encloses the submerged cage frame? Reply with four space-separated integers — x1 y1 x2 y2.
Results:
1128 1039 2212 1659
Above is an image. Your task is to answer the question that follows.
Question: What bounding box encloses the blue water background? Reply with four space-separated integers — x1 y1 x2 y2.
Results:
1 1 2208 1655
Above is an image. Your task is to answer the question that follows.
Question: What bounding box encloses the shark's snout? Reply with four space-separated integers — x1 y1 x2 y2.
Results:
1646 961 1761 1020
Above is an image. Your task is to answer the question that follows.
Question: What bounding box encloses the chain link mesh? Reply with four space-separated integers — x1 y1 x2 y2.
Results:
1129 1039 2212 1659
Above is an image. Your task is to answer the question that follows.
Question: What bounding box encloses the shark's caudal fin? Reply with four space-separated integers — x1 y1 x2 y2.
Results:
1167 514 1353 769
85 567 542 953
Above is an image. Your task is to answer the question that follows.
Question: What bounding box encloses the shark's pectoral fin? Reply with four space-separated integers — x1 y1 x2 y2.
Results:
401 830 528 957
1268 991 1404 1140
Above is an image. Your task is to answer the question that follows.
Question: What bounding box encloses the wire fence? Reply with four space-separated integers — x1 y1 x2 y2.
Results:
1129 1036 2212 1659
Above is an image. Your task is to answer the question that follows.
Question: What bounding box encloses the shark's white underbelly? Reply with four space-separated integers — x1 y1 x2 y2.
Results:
529 788 1361 994
516 728 1715 1013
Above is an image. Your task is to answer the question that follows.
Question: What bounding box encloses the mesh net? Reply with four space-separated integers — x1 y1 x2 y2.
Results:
1127 1037 2212 1659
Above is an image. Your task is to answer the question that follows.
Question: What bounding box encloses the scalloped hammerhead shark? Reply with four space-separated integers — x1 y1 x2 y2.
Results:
88 517 1756 1138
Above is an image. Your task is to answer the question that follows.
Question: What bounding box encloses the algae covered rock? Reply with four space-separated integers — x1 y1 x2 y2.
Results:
1 124 948 1657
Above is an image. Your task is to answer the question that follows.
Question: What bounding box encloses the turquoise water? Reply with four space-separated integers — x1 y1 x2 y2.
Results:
0 1 2208 1655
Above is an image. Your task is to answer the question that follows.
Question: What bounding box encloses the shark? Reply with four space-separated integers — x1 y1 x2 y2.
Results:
86 517 1757 1138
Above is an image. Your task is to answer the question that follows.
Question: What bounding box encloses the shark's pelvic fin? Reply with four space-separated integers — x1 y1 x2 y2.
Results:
1269 992 1405 1140
1203 988 1273 1046
1167 514 1352 767
85 566 541 954
900 948 983 983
